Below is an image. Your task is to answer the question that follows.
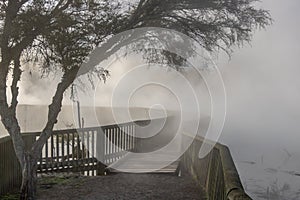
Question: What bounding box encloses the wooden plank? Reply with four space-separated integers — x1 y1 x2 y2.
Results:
51 134 54 172
87 131 90 176
81 131 85 174
61 133 65 169
72 132 75 171
92 130 95 176
0 137 23 196
77 133 80 171
67 133 70 171
45 140 49 173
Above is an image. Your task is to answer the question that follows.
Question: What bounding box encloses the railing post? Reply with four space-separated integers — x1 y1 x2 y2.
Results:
96 128 106 175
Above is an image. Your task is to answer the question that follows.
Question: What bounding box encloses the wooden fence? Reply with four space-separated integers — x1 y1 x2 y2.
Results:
0 135 35 196
0 120 139 196
25 121 137 175
181 133 252 200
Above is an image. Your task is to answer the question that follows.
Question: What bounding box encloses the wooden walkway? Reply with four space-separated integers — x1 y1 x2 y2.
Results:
1 121 252 199
107 151 180 174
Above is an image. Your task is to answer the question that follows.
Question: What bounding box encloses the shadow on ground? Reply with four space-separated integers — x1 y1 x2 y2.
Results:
37 173 206 200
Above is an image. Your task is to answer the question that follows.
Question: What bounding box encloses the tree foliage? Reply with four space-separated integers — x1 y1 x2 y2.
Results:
125 0 271 52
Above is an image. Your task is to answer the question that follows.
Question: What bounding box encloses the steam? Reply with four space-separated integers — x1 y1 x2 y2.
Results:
217 0 300 199
1 0 299 198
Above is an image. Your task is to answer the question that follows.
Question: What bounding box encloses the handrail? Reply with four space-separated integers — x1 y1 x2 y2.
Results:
21 118 160 136
181 132 252 200
217 145 252 199
0 120 144 196
0 135 13 144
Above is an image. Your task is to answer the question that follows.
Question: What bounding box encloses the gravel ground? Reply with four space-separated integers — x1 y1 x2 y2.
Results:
37 173 206 200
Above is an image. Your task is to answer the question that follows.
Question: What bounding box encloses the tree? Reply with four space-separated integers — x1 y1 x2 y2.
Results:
0 0 271 199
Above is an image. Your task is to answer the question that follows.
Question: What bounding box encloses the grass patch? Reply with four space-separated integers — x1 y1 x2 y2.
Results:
38 174 85 190
0 193 19 200
39 176 72 186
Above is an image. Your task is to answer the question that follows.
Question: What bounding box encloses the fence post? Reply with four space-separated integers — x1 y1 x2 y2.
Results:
96 128 106 175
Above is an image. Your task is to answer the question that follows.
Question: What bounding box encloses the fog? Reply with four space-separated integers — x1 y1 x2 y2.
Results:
1 0 300 199
217 0 300 198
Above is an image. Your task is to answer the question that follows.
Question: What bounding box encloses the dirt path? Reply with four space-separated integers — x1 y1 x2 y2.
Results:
37 173 206 200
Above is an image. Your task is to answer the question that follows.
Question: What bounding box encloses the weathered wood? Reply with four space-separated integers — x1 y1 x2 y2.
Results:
91 130 95 176
56 135 59 170
0 135 35 196
45 140 48 173
86 131 90 176
96 128 105 175
107 151 180 174
51 135 54 171
181 133 252 200
0 120 150 197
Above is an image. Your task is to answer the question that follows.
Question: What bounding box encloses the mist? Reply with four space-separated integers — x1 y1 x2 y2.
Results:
1 0 300 199
217 0 300 199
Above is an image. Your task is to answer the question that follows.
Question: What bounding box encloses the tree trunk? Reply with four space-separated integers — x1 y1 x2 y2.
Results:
20 153 38 200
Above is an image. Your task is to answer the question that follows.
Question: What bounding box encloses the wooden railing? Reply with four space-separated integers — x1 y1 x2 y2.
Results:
0 135 35 196
1 118 251 199
24 121 138 175
0 120 141 196
181 133 252 200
